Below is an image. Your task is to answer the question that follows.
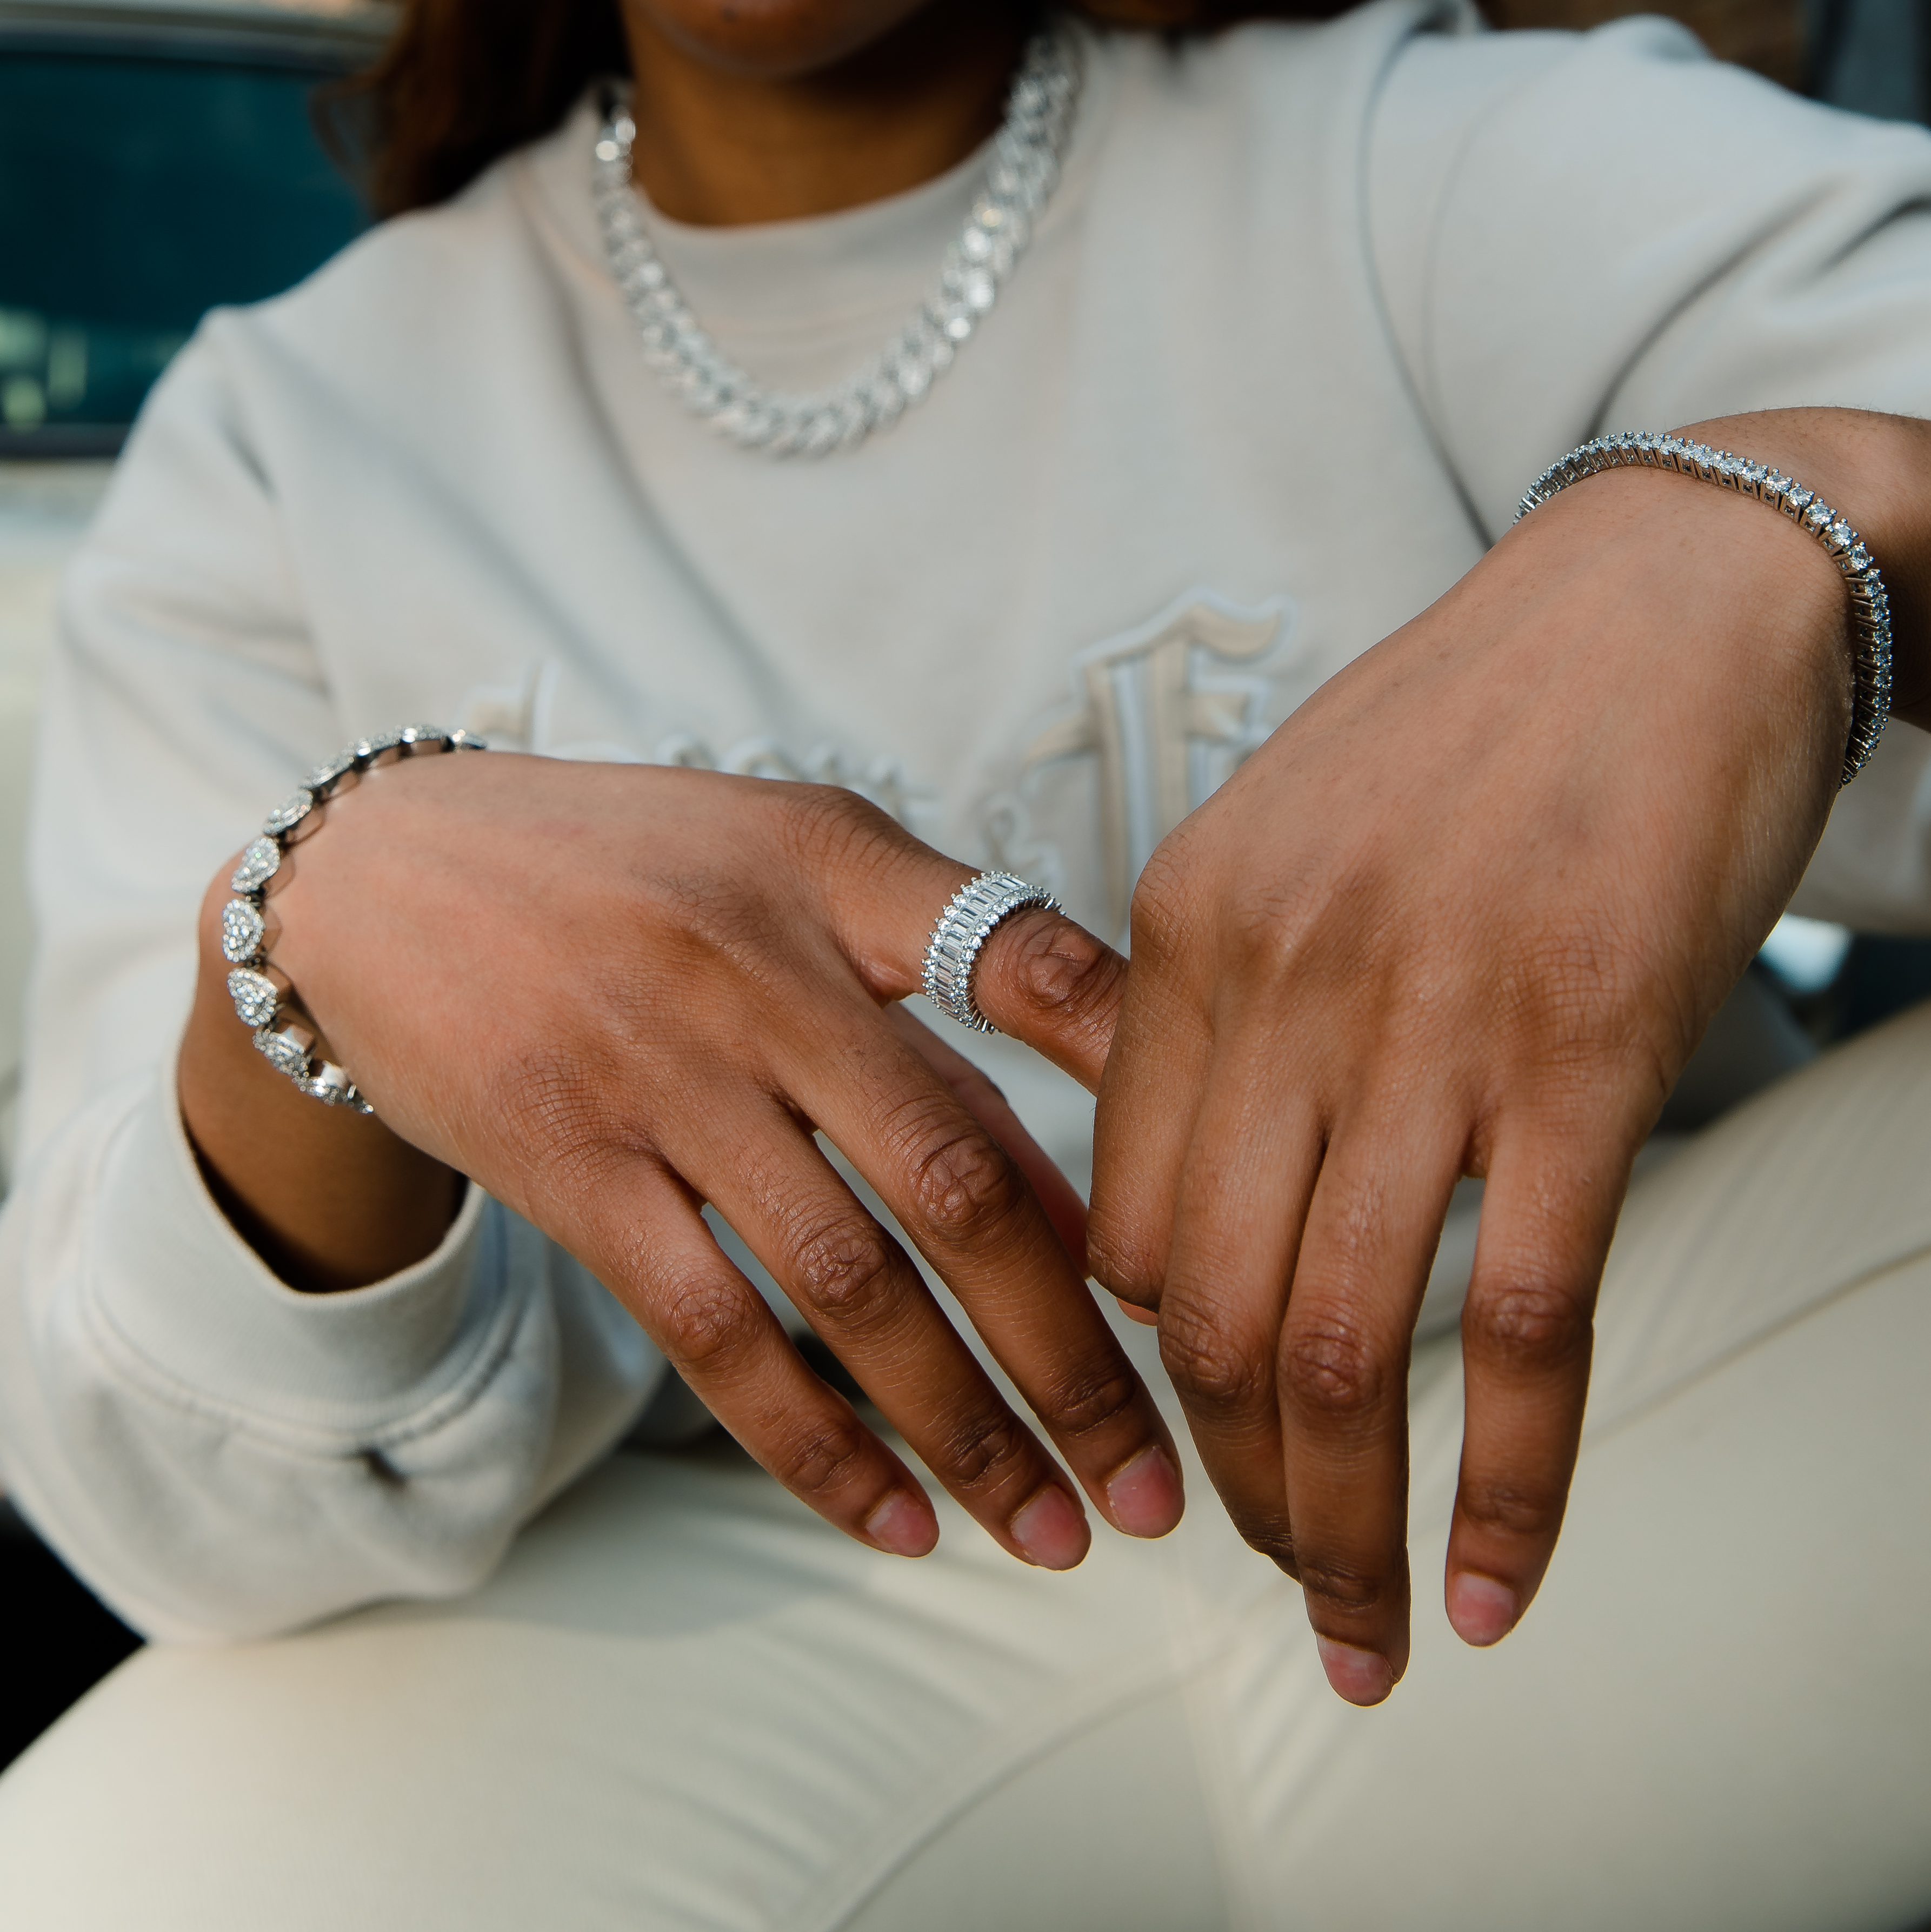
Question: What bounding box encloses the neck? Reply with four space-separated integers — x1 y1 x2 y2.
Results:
621 2 1029 227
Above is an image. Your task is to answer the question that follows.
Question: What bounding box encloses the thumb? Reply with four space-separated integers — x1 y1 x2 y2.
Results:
969 904 1125 1094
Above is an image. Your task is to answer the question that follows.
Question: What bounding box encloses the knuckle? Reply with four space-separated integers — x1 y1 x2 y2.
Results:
655 1271 763 1375
1498 925 1684 1092
1082 1211 1153 1298
771 1412 872 1498
933 1407 1032 1492
906 1120 1026 1243
1158 1300 1270 1420
992 911 1121 1027
1458 1476 1566 1542
785 1212 901 1326
1279 1314 1389 1424
1089 1205 1158 1298
1296 1555 1389 1617
1126 852 1191 967
776 782 903 881
1230 1516 1300 1575
1463 1279 1590 1378
1227 903 1304 984
657 882 778 976
1034 1357 1141 1443
1226 869 1332 984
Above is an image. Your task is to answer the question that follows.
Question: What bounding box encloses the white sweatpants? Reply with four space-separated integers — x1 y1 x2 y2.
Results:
3 1006 1930 1932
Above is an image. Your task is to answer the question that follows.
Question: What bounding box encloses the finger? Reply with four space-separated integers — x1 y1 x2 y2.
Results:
884 1000 1088 1267
806 810 1124 1093
1277 1100 1464 1705
1087 975 1213 1309
969 906 1127 1094
1154 1050 1324 1570
1084 876 1214 1309
555 1150 940 1559
678 1088 1101 1570
792 1005 1186 1545
1444 1128 1620 1650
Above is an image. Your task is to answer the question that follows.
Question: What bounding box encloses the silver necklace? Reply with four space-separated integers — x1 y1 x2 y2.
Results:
592 21 1083 458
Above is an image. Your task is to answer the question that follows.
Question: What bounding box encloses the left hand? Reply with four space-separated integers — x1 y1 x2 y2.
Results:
1085 410 1926 1704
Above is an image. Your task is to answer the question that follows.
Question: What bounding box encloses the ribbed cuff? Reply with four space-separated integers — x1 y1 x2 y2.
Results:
89 1059 492 1432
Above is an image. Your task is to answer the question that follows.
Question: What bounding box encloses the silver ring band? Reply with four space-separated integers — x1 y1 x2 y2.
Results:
921 871 1062 1034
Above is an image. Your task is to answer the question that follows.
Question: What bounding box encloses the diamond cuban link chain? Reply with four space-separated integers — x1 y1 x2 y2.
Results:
221 726 487 1112
591 19 1083 459
1517 431 1893 786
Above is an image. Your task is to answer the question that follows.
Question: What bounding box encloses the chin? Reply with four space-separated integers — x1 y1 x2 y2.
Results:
622 0 962 78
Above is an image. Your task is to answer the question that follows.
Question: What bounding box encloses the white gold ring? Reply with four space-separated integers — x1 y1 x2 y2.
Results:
921 871 1062 1034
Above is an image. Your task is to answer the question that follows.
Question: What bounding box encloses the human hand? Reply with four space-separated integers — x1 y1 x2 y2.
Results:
185 756 1181 1570
880 1000 1094 1271
1086 431 1868 1701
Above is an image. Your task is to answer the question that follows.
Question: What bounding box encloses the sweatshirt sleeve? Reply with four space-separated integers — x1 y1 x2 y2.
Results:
1364 14 1931 932
0 326 664 1642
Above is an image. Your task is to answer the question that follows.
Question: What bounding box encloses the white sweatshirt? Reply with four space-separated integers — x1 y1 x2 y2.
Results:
5 0 1931 1641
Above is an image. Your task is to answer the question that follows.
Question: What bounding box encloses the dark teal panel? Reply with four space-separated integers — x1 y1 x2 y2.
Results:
0 51 367 432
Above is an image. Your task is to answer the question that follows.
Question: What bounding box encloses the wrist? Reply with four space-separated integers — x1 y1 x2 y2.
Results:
1676 409 1931 729
181 860 462 1294
1510 430 1899 794
1521 453 1848 673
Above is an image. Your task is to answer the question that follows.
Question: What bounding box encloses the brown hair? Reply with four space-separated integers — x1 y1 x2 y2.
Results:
334 1 1348 218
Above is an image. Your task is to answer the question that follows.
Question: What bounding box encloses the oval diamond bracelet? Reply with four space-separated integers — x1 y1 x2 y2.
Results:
1516 431 1892 786
221 725 487 1112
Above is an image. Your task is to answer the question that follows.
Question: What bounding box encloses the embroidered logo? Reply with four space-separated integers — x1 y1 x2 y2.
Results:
1010 590 1291 932
454 590 1297 937
452 663 930 828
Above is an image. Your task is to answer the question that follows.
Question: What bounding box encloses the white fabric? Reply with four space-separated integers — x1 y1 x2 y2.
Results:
0 465 108 1186
4 0 1931 1642
3 1001 1930 1929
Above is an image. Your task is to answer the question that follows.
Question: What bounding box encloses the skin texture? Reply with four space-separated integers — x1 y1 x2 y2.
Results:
174 0 1931 1700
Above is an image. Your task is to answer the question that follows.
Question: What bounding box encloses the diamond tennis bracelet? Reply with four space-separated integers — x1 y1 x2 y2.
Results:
1516 431 1893 785
222 725 487 1112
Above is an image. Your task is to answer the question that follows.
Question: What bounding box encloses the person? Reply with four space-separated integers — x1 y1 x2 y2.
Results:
1 0 1929 1922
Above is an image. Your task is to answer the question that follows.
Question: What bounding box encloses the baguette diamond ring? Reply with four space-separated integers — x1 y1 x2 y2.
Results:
921 871 1062 1034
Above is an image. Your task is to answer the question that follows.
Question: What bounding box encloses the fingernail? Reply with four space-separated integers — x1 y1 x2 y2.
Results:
1315 1635 1394 1707
1011 1485 1089 1570
864 1490 936 1559
1448 1571 1519 1647
1104 1445 1183 1539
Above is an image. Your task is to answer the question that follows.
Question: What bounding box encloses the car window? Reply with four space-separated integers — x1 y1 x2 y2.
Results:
0 48 367 452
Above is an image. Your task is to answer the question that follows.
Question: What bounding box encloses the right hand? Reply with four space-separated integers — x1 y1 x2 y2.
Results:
181 752 1181 1569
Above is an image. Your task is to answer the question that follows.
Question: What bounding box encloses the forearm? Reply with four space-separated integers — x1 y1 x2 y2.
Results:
178 863 463 1294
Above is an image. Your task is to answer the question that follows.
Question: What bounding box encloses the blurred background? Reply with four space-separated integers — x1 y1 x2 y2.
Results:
2 0 1930 1770
1492 0 1927 109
